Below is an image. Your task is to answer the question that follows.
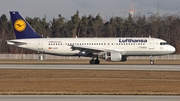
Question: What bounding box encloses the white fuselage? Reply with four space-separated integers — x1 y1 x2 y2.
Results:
7 37 175 56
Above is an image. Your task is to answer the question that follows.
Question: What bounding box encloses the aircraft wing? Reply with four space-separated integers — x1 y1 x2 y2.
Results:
71 45 110 54
70 45 126 55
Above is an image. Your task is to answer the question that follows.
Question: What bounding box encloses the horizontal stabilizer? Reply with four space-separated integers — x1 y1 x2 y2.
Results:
6 40 27 45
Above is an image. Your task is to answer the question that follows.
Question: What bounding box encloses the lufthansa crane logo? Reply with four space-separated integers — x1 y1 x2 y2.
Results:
14 19 26 32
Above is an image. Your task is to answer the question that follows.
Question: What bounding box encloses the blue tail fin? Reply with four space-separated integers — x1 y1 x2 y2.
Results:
10 11 42 39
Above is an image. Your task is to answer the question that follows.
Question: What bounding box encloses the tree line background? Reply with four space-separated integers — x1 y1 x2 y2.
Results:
0 11 180 54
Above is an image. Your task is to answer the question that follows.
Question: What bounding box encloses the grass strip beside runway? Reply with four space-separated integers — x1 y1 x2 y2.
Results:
0 69 180 95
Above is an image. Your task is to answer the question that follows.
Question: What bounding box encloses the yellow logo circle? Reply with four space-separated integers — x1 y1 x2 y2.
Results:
14 19 26 32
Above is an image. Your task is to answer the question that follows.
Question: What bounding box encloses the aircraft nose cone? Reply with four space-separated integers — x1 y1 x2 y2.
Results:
170 46 176 53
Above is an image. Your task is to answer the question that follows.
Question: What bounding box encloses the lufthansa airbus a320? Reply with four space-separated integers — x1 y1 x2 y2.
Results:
7 11 176 65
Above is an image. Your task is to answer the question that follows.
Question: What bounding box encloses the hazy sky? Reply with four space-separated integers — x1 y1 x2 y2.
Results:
0 0 179 20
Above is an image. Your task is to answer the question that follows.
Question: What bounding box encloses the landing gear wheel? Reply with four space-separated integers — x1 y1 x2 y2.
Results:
89 60 100 64
95 59 100 64
150 61 154 65
89 60 95 64
149 56 154 65
89 55 100 64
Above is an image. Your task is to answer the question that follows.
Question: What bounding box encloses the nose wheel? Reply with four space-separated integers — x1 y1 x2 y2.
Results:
150 56 154 65
150 61 154 65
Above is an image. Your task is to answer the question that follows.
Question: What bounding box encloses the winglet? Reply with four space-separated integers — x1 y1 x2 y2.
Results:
10 11 41 39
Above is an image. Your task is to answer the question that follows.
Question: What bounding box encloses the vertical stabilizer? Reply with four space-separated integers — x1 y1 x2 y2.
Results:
10 11 41 39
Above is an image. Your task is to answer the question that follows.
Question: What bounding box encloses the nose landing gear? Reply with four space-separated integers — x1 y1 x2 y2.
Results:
150 56 154 65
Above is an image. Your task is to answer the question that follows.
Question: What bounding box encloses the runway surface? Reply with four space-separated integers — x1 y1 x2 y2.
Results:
0 95 180 101
0 64 180 71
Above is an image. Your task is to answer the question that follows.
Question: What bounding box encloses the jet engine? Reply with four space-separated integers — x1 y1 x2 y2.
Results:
102 51 127 62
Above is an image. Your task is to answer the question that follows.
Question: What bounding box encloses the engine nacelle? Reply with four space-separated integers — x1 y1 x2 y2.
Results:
103 51 127 62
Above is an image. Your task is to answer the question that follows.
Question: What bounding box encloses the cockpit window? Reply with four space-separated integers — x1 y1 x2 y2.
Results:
160 42 168 45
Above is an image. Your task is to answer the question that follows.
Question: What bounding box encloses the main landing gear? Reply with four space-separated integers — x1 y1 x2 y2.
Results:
89 55 100 64
150 56 154 65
